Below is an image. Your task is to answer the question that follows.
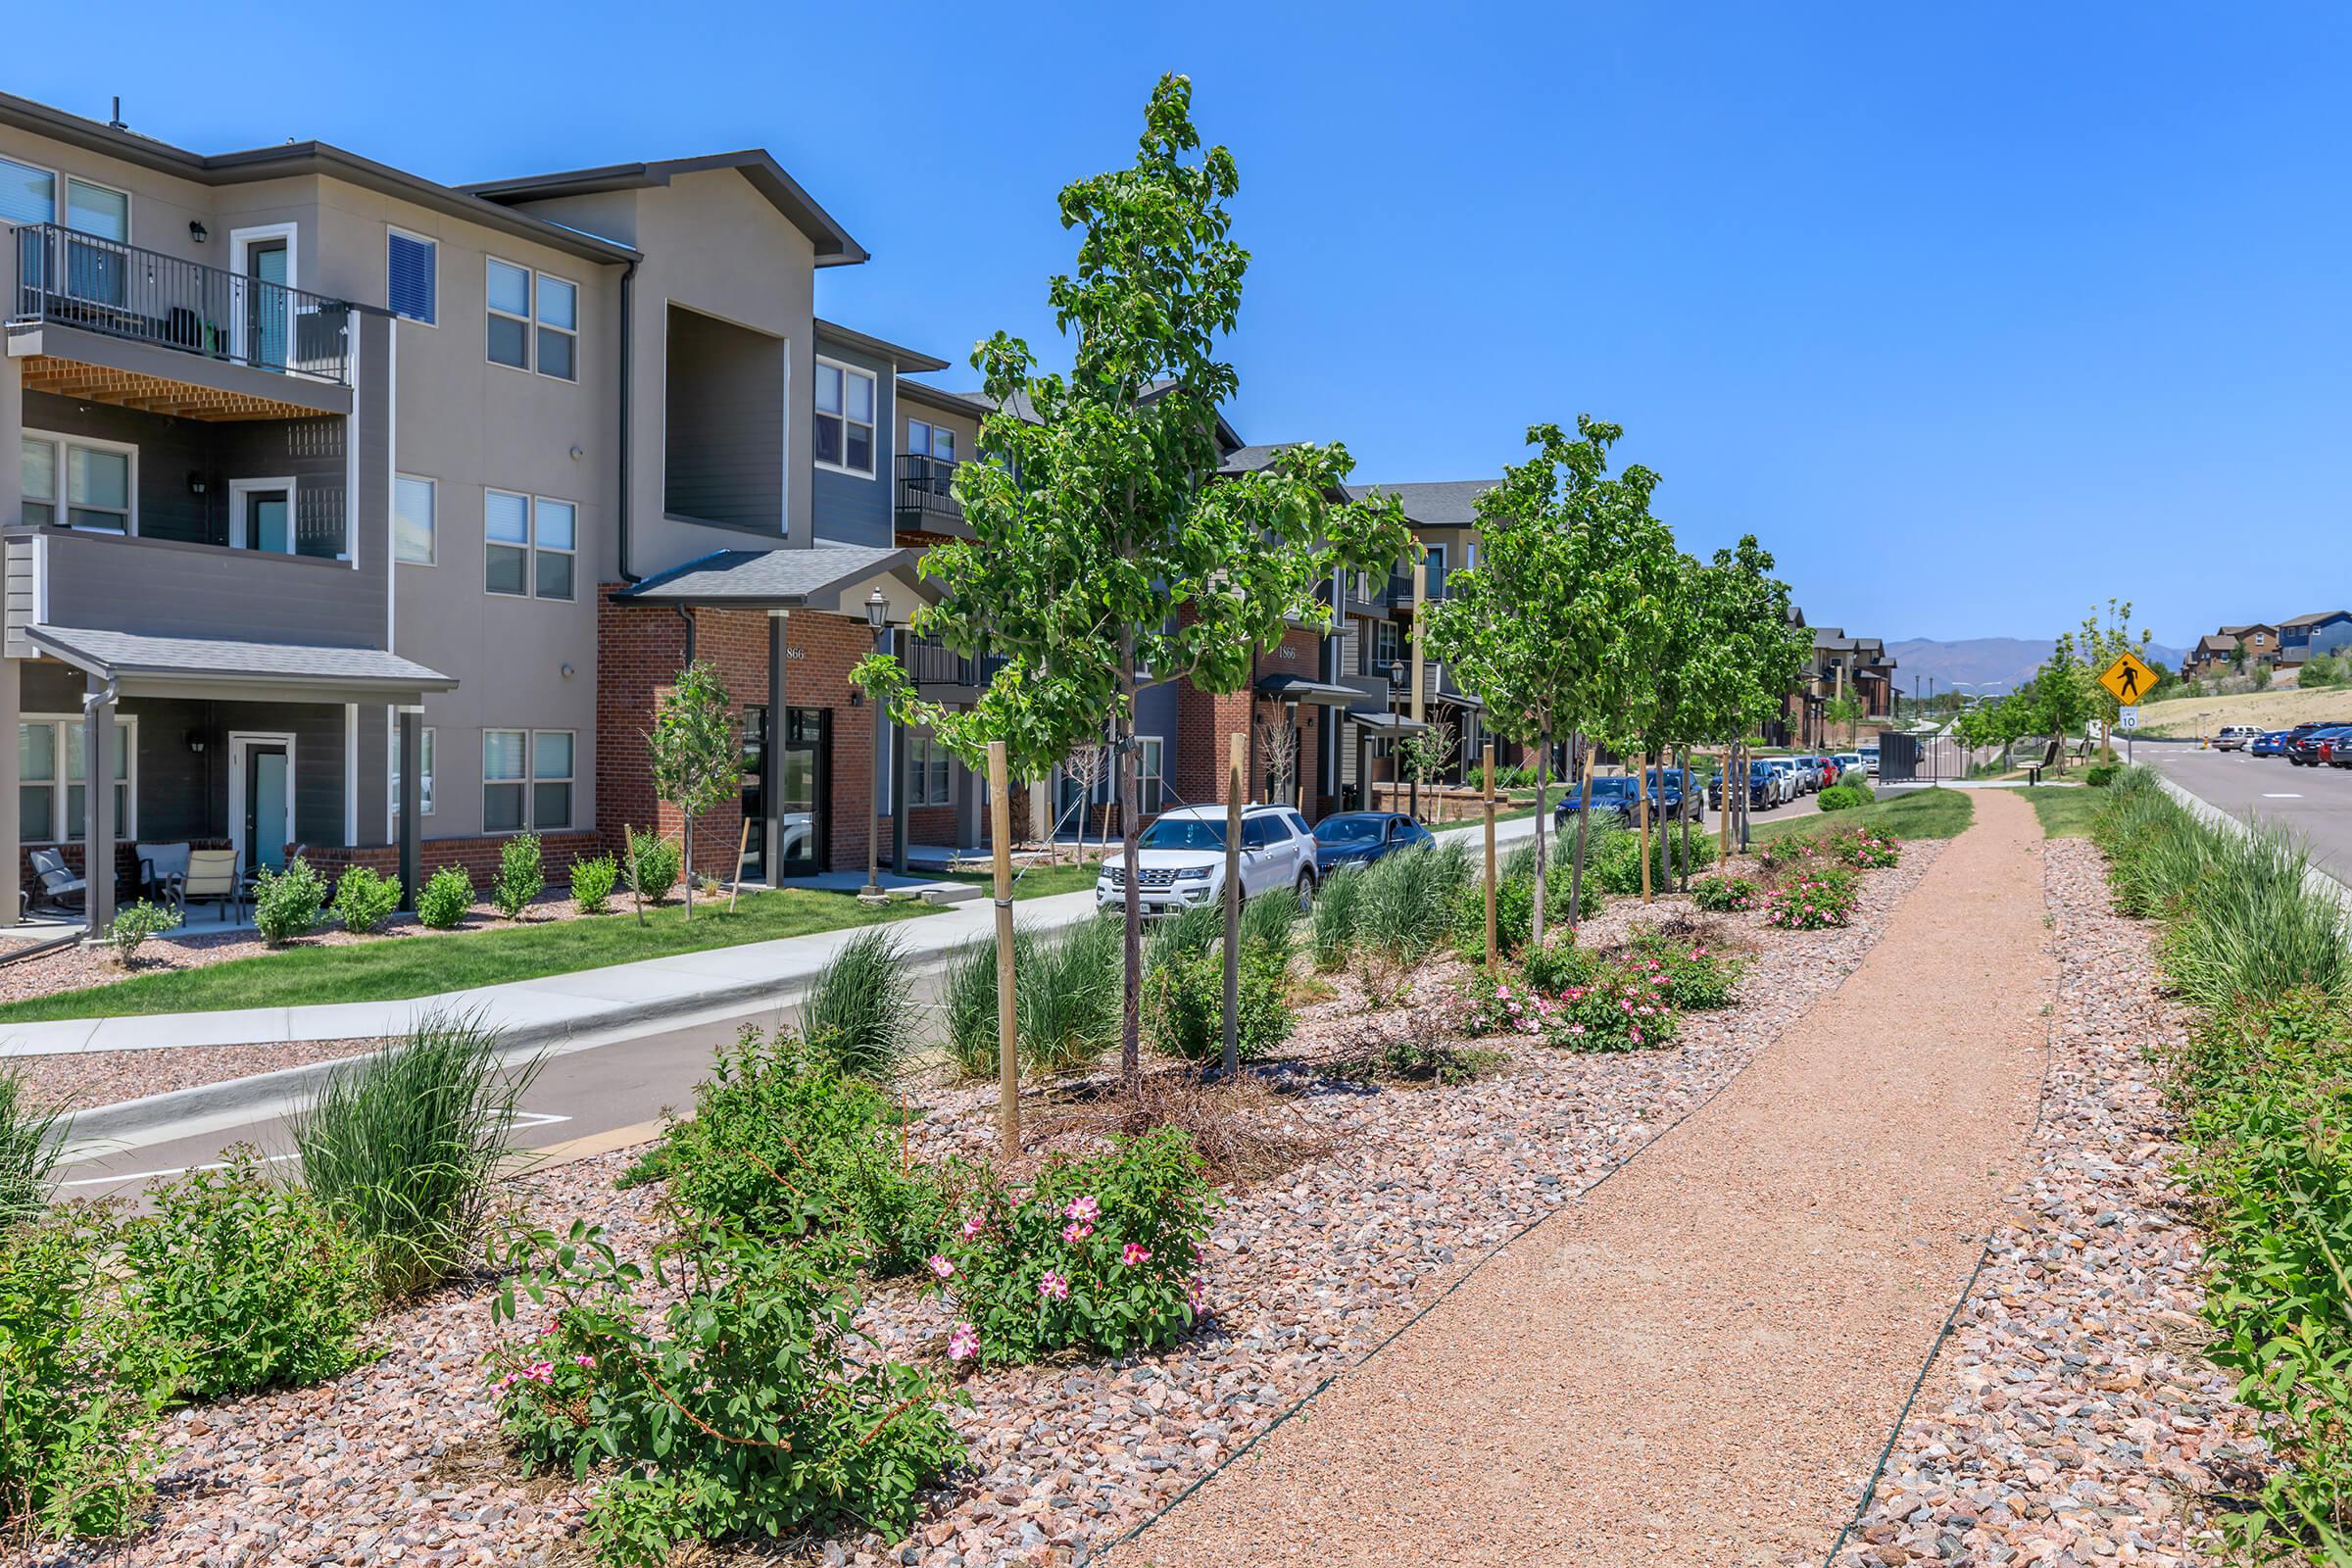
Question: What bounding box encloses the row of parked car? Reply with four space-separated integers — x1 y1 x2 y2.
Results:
2217 722 2352 765
1093 743 1890 915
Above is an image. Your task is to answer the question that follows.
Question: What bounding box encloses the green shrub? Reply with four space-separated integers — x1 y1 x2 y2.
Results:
569 853 619 914
1357 842 1470 965
1763 867 1859 930
1457 968 1549 1040
1145 941 1293 1063
630 1024 939 1275
491 832 546 919
0 1207 172 1540
798 927 917 1079
1309 866 1366 970
1145 900 1221 976
251 856 326 945
2084 761 2121 787
331 865 403 935
1521 931 1600 995
943 931 1028 1079
1589 824 1717 896
293 1011 539 1298
932 1127 1217 1367
1691 874 1760 912
1546 963 1681 1051
1459 842 1590 962
623 826 681 903
0 1069 65 1230
487 1219 962 1568
1817 826 1901 869
105 899 180 965
416 864 473 928
1359 1036 1509 1087
1816 783 1871 811
122 1147 373 1401
1627 928 1744 1009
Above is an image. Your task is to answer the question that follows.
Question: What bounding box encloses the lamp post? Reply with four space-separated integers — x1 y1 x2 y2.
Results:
860 588 888 903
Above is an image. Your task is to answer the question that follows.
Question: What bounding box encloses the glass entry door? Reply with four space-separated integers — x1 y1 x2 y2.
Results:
232 737 292 874
239 487 291 553
774 707 827 878
739 706 767 884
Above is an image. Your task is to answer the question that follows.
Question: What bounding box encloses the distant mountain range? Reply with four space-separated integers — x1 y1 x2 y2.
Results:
1884 636 2191 697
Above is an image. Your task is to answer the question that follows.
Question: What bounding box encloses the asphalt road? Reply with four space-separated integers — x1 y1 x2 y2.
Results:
2138 737 2352 883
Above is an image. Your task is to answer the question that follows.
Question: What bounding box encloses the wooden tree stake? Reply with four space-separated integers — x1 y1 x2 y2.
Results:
1482 742 1497 969
1222 730 1246 1076
988 741 1017 1154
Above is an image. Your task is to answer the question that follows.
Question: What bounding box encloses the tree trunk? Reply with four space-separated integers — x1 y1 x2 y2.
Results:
1118 650 1144 1084
682 814 695 920
1569 736 1593 931
1679 746 1692 893
1530 734 1549 949
1660 747 1675 891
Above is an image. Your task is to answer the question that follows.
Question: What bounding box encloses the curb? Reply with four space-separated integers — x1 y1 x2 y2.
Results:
2149 772 2352 911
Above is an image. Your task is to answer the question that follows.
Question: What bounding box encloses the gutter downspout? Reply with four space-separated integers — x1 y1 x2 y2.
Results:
80 674 117 940
617 258 641 585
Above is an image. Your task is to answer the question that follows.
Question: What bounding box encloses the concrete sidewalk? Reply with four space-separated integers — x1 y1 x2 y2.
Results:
7 811 1545 1058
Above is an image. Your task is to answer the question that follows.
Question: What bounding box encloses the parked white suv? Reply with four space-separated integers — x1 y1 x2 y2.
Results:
1096 804 1318 914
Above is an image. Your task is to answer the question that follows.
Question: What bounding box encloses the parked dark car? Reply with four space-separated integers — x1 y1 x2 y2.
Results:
2286 724 2352 765
1311 810 1435 871
1710 760 1776 812
1554 775 1643 827
2251 730 2289 758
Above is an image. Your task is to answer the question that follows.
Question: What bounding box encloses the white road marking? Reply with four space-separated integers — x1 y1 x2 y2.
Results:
2265 793 2304 799
61 1109 571 1188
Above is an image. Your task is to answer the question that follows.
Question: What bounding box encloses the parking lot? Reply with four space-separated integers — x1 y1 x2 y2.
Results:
2141 736 2352 882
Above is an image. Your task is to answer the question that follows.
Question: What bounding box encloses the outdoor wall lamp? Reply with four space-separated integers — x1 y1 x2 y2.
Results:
187 220 208 243
864 589 888 631
184 731 206 755
186 470 207 497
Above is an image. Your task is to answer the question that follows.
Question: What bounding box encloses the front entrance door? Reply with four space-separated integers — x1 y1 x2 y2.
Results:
230 479 295 553
247 237 289 370
228 732 295 875
774 707 828 878
740 705 767 884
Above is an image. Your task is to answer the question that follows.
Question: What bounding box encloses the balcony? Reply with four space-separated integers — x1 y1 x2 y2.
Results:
895 454 966 535
4 525 379 661
905 632 1006 693
1385 568 1448 611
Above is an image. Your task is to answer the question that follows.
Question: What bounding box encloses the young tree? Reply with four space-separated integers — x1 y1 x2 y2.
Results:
853 76 1410 1078
1824 690 1864 746
1396 716 1458 818
1423 417 1678 942
1255 715 1300 808
1061 741 1111 863
644 661 738 920
2073 599 2152 760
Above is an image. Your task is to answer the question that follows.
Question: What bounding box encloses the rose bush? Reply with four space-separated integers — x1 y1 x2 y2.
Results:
1764 867 1859 930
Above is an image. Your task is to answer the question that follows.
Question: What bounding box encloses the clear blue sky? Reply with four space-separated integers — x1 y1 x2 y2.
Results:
20 2 2349 646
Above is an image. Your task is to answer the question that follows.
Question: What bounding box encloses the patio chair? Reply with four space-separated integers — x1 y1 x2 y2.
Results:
25 848 84 916
137 841 191 906
180 848 244 924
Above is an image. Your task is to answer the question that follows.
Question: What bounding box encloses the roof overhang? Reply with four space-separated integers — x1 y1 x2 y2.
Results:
816 318 948 373
463 152 865 266
613 544 939 613
28 624 458 704
1347 710 1430 735
1253 674 1361 708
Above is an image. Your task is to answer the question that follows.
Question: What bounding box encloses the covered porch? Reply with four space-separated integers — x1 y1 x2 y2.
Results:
0 626 456 932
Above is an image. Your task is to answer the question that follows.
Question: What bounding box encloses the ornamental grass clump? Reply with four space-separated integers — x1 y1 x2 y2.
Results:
0 1067 66 1230
294 1009 540 1298
486 1218 963 1568
1021 914 1123 1074
121 1147 374 1401
1589 822 1717 896
1763 867 1858 931
1357 841 1469 964
798 927 918 1079
1309 864 1365 969
928 1127 1217 1369
627 1023 939 1276
942 928 1035 1078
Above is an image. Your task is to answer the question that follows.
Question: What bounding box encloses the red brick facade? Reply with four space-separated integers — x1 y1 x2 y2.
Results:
1172 627 1331 815
299 832 607 886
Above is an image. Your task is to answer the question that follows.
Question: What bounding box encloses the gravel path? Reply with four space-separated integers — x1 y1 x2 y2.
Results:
1116 790 2054 1568
1829 837 2266 1568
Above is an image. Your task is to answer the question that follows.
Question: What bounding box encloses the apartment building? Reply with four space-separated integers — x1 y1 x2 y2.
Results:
1772 618 1896 747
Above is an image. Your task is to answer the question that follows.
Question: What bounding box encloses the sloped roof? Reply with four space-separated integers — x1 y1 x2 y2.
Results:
615 543 933 609
815 319 949 373
1347 480 1494 527
463 151 865 266
2283 610 2352 627
28 625 456 692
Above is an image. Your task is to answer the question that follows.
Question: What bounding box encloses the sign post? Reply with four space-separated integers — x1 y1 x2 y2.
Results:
2119 703 2138 764
2097 653 2156 763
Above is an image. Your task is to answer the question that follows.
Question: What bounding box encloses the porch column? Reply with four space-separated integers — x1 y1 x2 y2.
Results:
84 675 115 933
397 707 421 909
765 612 786 882
0 658 17 926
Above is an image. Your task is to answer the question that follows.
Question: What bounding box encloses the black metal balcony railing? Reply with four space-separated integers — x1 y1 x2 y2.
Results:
905 633 1007 689
895 453 963 525
11 223 353 386
1385 569 1448 610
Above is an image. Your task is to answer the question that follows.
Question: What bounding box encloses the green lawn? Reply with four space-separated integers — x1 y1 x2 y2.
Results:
1748 786 1977 845
2027 786 2104 838
0 889 936 1023
937 858 1103 900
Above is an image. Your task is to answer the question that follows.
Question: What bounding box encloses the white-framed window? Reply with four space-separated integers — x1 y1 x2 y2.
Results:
391 725 436 815
904 729 952 808
906 419 957 465
1422 544 1447 600
1139 737 1165 816
19 714 134 845
0 155 55 227
388 227 437 325
484 728 573 832
484 490 575 600
813 358 876 476
1373 619 1401 668
394 474 436 564
536 273 576 381
21 431 133 533
484 258 576 379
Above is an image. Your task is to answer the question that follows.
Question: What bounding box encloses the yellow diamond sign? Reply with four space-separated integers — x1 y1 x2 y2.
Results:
2098 651 2156 706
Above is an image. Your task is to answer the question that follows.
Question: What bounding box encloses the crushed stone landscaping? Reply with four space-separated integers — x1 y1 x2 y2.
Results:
30 843 1942 1568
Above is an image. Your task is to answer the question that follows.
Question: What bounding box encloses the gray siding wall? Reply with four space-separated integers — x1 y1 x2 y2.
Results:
811 335 894 549
34 530 380 645
663 305 784 534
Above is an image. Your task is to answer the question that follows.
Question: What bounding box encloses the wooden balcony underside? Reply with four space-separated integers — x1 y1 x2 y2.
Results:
16 354 328 422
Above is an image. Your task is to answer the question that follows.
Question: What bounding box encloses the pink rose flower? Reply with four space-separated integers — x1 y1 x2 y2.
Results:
947 1321 981 1361
1038 1270 1070 1301
1122 1242 1152 1266
1062 1196 1099 1224
1062 1220 1094 1245
959 1213 987 1241
927 1253 955 1281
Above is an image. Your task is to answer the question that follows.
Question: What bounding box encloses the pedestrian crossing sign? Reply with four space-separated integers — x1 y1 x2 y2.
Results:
2098 652 2155 707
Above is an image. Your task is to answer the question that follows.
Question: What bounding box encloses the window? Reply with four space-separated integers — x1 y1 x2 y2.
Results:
388 228 437 324
1241 814 1280 850
1373 619 1401 668
19 716 133 844
484 728 572 832
0 156 53 225
486 259 576 378
394 475 435 564
486 259 531 368
904 730 951 808
906 419 957 465
21 432 132 532
391 725 436 814
1422 545 1447 600
484 490 575 600
1139 737 1164 815
537 275 576 381
814 359 876 475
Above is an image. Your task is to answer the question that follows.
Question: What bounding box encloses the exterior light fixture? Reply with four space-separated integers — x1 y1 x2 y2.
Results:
864 589 888 631
188 220 208 242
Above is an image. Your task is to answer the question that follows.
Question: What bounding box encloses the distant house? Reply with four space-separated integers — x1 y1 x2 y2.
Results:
2187 622 2284 679
2280 612 2352 659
